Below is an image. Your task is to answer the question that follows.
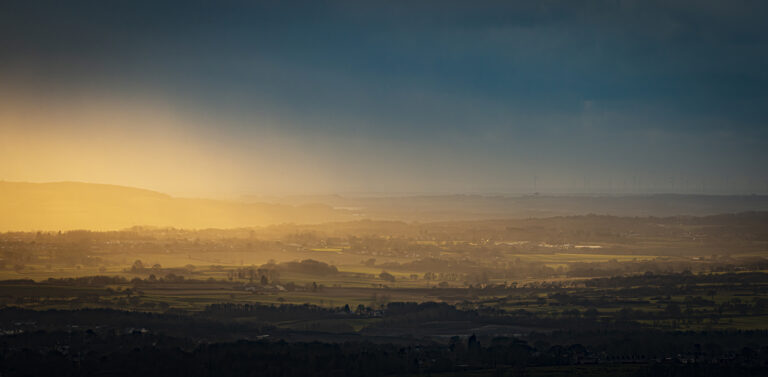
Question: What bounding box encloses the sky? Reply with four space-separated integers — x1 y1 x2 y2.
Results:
1 1 767 197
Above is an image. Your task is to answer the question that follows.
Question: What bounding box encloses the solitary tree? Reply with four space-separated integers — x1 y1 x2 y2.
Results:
379 271 396 282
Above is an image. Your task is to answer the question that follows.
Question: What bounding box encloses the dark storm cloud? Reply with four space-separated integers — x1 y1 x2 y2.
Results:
1 0 767 192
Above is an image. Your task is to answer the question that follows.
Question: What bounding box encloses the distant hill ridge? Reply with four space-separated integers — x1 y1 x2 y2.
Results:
0 181 351 231
3 181 768 231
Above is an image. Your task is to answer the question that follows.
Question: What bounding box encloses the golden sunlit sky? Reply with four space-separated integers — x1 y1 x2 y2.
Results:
1 1 767 197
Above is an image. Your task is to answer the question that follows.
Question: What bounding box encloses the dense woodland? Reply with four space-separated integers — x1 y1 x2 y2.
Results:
1 304 767 377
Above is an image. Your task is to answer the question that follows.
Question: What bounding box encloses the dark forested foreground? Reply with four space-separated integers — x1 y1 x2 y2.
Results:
1 272 768 376
0 306 767 377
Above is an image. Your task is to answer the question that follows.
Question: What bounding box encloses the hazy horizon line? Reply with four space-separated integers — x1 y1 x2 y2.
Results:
4 179 767 201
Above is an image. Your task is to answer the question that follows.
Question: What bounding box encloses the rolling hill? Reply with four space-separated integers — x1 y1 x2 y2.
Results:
0 181 352 231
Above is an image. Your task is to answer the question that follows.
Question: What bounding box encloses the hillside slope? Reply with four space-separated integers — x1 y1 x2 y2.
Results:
0 182 350 231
